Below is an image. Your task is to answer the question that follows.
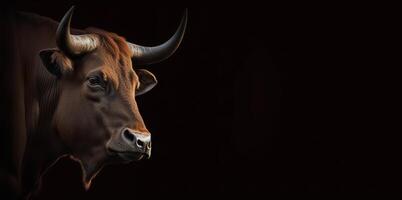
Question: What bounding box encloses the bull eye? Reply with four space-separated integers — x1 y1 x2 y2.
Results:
88 76 106 89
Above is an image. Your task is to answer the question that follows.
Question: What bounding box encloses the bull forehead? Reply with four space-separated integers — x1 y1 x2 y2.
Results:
79 49 139 91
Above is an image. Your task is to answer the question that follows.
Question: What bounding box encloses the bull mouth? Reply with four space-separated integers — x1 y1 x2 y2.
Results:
106 148 146 161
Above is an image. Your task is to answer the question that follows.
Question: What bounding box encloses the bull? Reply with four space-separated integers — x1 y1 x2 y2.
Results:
0 6 187 199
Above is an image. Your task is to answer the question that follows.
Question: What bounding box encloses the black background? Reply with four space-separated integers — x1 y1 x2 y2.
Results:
2 1 399 198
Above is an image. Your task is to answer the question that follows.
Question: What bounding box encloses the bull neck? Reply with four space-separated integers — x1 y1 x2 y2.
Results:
21 74 67 198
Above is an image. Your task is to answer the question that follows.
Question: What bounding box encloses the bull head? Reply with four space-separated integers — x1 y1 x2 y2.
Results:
38 6 187 189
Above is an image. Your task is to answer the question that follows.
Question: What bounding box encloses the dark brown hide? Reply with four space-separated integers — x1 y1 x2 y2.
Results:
2 10 162 199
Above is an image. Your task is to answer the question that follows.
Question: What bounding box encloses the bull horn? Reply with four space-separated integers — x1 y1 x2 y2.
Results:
128 9 188 65
56 6 99 56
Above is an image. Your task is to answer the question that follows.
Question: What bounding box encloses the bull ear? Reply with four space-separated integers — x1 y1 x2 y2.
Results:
39 48 73 78
135 69 157 96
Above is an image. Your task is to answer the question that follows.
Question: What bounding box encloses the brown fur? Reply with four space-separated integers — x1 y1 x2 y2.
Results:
85 27 132 66
84 27 137 90
6 11 158 198
51 51 73 73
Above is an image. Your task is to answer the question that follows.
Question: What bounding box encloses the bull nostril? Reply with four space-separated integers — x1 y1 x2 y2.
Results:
136 140 144 148
123 129 135 142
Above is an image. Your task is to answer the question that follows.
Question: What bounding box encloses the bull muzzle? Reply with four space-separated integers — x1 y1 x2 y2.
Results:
107 128 151 161
121 128 151 156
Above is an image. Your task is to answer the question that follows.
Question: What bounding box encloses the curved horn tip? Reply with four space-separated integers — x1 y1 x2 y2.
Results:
56 6 75 55
182 8 188 28
129 9 188 65
68 5 76 13
56 5 99 56
57 6 75 30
